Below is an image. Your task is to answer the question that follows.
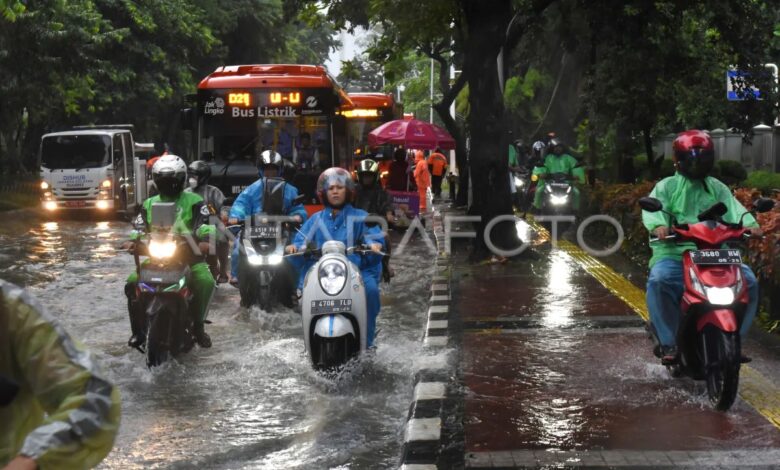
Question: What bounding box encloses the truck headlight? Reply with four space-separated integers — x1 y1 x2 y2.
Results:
319 259 347 296
101 179 112 189
40 181 50 190
149 239 176 259
44 201 57 211
705 286 736 305
96 200 110 210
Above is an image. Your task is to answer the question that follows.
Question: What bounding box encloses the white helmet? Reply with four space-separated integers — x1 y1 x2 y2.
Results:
152 154 187 197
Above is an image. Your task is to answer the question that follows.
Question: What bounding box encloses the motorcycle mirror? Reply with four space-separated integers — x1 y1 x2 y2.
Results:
638 197 663 213
754 197 775 213
697 202 728 222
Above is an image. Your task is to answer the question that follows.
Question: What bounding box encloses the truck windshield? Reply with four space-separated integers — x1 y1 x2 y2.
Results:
41 135 111 170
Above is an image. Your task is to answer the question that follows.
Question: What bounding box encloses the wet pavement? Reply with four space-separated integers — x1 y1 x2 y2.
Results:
0 210 445 469
444 213 780 468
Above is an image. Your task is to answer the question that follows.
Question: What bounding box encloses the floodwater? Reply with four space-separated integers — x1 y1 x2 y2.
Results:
0 211 447 469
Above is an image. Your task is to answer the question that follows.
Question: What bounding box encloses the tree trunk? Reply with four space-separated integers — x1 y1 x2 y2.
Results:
462 0 519 258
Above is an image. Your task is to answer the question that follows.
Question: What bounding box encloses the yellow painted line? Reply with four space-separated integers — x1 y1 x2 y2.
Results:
527 216 780 429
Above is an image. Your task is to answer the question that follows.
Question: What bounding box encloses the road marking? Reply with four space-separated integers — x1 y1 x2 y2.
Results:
415 382 447 400
405 417 442 442
528 217 780 431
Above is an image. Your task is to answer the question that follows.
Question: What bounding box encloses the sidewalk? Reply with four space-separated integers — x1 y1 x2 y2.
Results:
439 206 780 468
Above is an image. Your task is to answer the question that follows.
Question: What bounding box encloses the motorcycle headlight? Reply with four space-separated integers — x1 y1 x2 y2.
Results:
550 195 569 206
318 259 347 296
514 176 523 187
268 254 283 265
545 185 552 193
148 239 176 259
705 286 736 305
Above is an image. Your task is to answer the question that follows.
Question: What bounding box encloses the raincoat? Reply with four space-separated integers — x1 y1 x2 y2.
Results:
127 191 216 323
187 184 227 240
414 152 431 212
532 153 585 209
0 281 121 469
228 176 308 279
291 204 385 346
642 173 758 268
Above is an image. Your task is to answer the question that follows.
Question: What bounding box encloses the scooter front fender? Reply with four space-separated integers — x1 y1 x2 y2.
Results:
696 309 738 333
313 314 355 339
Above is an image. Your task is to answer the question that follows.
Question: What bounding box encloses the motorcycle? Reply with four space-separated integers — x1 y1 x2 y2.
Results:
638 196 774 410
292 240 379 370
539 172 574 215
511 168 532 213
132 202 198 367
231 178 303 310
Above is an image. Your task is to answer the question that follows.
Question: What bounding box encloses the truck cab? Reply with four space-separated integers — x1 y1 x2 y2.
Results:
39 127 146 216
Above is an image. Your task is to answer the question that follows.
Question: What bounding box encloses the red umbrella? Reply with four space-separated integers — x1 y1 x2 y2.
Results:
368 118 456 150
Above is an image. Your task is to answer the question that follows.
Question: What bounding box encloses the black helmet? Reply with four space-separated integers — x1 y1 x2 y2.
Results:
152 155 187 198
188 160 211 188
548 138 564 154
257 150 283 175
357 159 379 186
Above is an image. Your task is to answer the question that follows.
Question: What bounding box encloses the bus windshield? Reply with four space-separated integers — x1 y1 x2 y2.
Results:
203 116 333 170
41 135 111 170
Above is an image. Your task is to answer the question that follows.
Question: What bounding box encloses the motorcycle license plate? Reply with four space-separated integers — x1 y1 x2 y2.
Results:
690 249 742 265
311 299 352 314
249 223 278 239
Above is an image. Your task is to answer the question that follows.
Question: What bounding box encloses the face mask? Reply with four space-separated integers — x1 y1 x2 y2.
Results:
188 177 198 189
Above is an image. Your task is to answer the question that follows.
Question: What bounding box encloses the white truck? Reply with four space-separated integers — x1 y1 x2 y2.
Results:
38 125 153 216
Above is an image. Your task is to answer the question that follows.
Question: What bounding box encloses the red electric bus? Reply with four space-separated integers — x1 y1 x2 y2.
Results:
183 64 353 209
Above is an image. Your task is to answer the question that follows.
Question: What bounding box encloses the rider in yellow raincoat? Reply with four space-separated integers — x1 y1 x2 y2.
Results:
0 280 120 470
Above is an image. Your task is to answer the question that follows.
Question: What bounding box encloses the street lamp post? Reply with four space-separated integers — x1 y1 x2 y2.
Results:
397 84 406 103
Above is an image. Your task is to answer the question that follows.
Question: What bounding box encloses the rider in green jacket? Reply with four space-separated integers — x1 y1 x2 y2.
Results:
123 155 216 349
1 280 120 470
532 139 585 210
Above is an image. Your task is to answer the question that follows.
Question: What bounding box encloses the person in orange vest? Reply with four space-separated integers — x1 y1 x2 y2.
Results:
428 148 448 198
413 150 431 214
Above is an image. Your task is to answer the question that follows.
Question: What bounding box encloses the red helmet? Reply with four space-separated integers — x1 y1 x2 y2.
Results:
672 130 714 179
316 167 355 206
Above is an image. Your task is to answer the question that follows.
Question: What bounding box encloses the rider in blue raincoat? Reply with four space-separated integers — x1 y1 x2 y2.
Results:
286 168 385 346
228 151 307 285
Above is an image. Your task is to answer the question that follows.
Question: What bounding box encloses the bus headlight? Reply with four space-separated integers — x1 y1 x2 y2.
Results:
318 259 347 296
149 239 176 259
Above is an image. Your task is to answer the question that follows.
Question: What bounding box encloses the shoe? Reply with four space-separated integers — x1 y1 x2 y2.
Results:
660 345 678 365
217 274 229 284
128 334 144 349
194 323 212 348
229 277 239 288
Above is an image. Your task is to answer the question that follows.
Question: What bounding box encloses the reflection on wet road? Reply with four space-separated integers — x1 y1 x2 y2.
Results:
0 211 443 469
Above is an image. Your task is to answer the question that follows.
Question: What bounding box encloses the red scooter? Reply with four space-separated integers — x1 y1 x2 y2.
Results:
639 196 774 410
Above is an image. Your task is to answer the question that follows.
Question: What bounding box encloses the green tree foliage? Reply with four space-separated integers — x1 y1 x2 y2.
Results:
0 0 337 173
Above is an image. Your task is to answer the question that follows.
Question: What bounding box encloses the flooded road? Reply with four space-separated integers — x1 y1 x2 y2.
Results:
0 211 445 469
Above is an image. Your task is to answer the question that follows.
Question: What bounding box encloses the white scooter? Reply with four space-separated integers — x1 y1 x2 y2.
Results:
295 240 376 370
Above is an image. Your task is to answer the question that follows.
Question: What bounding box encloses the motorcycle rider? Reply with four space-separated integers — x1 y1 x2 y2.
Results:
123 155 216 349
227 150 307 286
187 160 229 283
354 159 395 282
642 130 762 365
0 280 120 470
532 139 585 212
285 168 385 346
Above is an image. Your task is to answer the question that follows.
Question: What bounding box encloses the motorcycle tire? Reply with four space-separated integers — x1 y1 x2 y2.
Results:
701 326 740 411
259 284 272 313
146 310 172 368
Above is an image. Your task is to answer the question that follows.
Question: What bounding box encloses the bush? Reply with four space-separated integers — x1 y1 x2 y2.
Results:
633 156 674 181
743 171 780 193
714 160 747 185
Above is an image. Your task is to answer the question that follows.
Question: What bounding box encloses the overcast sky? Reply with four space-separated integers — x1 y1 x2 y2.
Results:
324 27 368 76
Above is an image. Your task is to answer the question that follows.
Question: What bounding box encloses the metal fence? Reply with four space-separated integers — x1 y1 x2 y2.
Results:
655 124 780 172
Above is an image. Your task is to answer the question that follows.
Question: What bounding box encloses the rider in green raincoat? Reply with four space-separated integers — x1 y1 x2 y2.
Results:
532 140 585 210
1 280 120 470
124 155 216 349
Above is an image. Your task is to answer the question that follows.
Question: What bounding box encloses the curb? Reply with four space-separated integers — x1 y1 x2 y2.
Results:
400 208 454 469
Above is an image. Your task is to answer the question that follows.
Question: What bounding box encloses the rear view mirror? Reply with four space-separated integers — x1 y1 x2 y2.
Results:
638 197 663 213
754 197 775 213
150 202 176 231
